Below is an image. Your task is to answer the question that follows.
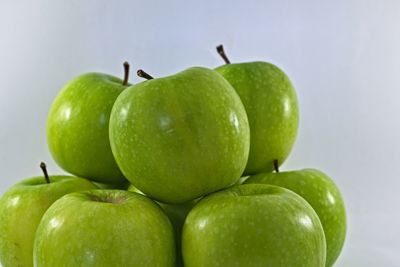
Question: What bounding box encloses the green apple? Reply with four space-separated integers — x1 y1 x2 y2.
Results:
110 67 250 203
245 167 346 267
182 184 326 267
47 62 131 183
33 190 176 267
215 45 299 175
128 184 197 267
0 163 97 267
233 175 250 185
93 180 130 190
127 184 196 232
161 201 196 267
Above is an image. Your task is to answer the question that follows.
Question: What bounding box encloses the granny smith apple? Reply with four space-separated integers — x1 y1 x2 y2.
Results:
93 180 130 190
127 184 196 233
110 67 250 203
215 45 299 175
233 175 250 185
0 163 97 267
128 184 197 267
34 190 176 267
245 167 346 267
161 201 196 267
47 62 131 183
182 184 326 267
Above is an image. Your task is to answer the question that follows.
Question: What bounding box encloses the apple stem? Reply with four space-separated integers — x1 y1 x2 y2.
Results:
137 69 154 80
216 44 231 64
123 61 130 85
40 162 50 184
273 159 279 173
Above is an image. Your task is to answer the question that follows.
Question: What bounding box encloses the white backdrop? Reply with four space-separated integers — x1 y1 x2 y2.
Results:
1 1 399 266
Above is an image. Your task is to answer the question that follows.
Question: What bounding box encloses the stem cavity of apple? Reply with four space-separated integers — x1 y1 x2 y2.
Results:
273 159 280 173
40 162 50 184
137 69 154 80
123 61 130 86
216 44 231 64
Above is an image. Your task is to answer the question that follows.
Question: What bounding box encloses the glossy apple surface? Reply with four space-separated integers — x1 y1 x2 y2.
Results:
0 175 96 267
245 168 346 266
182 184 326 267
110 67 250 203
216 61 299 175
47 72 130 183
33 190 176 267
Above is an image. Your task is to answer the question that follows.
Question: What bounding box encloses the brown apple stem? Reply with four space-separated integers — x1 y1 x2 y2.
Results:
216 44 231 64
123 61 130 85
40 162 50 184
137 69 154 80
273 159 280 173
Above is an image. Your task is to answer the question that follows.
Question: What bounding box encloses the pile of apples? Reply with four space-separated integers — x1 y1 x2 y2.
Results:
0 45 346 267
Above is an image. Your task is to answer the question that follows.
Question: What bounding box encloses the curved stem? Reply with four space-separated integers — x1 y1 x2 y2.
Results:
40 162 50 184
137 69 154 80
216 44 231 64
273 159 280 173
123 61 130 85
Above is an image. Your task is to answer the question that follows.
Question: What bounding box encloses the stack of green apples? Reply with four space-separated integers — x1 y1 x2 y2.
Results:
0 46 346 267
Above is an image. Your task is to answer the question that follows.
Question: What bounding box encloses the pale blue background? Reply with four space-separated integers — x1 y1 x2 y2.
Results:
1 1 399 266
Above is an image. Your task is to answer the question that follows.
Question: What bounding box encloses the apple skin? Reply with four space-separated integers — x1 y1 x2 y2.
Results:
110 67 250 203
0 176 97 267
127 184 196 234
182 184 326 267
33 190 176 267
47 73 130 183
216 62 299 175
245 169 346 267
127 184 197 267
161 201 196 267
93 180 130 190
